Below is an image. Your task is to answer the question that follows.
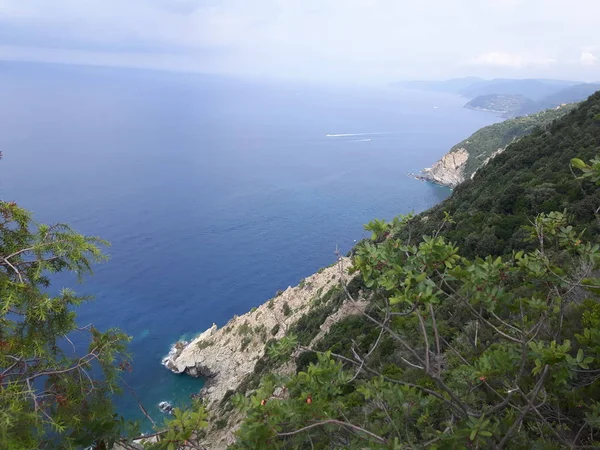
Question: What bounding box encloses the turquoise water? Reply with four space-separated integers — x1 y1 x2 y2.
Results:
0 61 500 427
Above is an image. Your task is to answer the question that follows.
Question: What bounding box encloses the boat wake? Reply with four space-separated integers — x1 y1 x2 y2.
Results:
326 132 389 138
326 133 371 137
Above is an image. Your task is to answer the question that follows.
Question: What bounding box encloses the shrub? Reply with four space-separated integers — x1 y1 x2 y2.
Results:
214 418 228 430
196 339 214 350
237 321 252 336
240 336 252 351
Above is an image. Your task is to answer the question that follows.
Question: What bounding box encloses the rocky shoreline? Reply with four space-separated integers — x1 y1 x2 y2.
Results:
162 257 359 409
412 147 469 188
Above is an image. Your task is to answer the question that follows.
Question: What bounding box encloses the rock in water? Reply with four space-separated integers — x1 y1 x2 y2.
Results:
158 401 173 415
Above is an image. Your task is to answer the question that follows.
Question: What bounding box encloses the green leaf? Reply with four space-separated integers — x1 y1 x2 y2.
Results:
389 296 403 305
571 158 588 169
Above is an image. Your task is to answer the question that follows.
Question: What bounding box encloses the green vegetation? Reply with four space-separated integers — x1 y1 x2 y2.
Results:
4 89 600 449
413 93 600 259
240 336 252 352
196 339 214 350
237 321 252 336
465 93 535 116
232 180 600 448
0 200 209 449
227 95 600 448
448 103 577 181
0 201 133 449
464 83 599 118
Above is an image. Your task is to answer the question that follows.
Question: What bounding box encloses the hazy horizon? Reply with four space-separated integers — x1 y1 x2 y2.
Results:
0 1 598 85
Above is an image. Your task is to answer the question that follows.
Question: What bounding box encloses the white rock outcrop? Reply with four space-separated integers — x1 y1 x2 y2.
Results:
419 148 469 188
163 257 358 408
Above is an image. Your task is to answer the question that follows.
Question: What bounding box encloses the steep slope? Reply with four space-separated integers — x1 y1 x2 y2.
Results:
163 258 358 408
419 103 577 187
225 93 600 449
161 89 600 450
407 91 600 258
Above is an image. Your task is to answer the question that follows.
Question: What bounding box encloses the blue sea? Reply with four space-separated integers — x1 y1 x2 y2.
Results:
0 61 500 427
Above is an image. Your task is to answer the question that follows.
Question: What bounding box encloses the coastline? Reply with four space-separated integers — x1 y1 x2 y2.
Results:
161 257 362 409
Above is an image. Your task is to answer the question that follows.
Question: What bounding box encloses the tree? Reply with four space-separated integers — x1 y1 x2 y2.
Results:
0 201 131 449
227 157 600 449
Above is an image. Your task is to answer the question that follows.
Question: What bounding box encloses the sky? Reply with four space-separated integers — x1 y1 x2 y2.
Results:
0 0 598 83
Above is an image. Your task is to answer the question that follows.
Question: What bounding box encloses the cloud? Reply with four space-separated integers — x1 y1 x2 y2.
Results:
581 51 599 66
0 0 599 81
469 52 556 68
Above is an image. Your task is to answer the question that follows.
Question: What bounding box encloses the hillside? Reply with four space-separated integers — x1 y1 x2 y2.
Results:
464 83 600 118
418 103 577 187
396 77 598 118
408 91 600 258
464 93 536 116
221 92 600 448
160 93 600 449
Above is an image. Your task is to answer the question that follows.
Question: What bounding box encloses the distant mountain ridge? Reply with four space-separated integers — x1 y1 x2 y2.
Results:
458 78 578 100
392 77 485 93
464 94 536 116
394 77 600 118
393 77 580 98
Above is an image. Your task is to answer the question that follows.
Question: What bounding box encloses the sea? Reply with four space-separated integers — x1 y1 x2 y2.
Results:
0 61 500 428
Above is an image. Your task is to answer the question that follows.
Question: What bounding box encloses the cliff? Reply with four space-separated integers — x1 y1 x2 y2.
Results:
152 92 600 449
417 103 577 188
419 148 469 188
161 257 369 447
163 257 363 407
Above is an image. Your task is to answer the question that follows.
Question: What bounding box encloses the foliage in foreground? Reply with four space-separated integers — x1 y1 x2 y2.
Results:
0 200 210 449
0 202 132 449
230 159 600 449
2 95 600 449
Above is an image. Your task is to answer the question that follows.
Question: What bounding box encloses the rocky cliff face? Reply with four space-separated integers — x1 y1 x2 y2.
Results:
416 104 576 189
162 257 361 409
419 148 468 188
161 257 369 448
